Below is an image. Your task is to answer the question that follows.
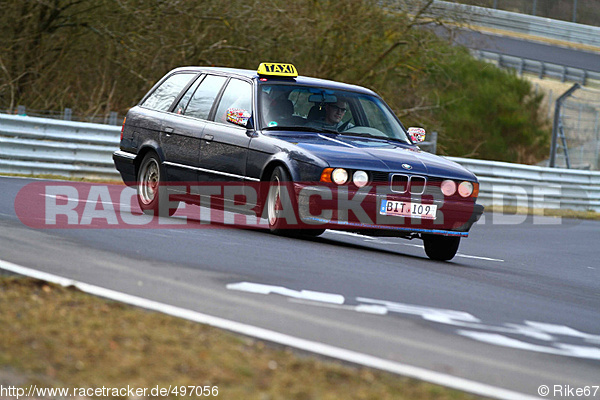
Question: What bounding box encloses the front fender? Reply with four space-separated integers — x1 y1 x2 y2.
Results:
261 152 325 182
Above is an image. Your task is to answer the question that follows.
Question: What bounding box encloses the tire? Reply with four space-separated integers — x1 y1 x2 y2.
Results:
136 152 178 217
266 166 298 234
422 234 460 261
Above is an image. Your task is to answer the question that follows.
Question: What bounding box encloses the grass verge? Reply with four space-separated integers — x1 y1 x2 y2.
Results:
0 276 480 400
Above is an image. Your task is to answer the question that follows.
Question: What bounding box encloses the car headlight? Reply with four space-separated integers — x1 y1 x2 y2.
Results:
440 180 457 196
458 181 474 197
331 168 349 185
352 170 369 187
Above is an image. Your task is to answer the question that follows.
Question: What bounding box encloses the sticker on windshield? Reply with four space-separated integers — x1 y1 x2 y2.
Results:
268 121 278 127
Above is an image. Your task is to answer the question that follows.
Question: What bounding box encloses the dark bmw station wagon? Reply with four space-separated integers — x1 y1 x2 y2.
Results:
113 62 484 261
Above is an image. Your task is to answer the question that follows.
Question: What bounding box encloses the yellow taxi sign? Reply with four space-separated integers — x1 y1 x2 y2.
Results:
257 62 298 78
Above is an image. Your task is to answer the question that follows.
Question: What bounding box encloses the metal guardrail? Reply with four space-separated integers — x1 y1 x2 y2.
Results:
419 131 438 154
473 50 600 87
448 157 600 212
0 113 120 179
5 105 123 126
429 0 600 48
1 114 599 211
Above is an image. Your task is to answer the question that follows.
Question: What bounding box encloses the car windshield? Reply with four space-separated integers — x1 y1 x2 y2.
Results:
258 83 411 144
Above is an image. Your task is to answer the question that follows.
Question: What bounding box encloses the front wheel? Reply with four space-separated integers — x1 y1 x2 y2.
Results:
422 234 460 261
266 166 298 235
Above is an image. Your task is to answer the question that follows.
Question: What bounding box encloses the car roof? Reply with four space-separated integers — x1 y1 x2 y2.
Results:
169 66 377 96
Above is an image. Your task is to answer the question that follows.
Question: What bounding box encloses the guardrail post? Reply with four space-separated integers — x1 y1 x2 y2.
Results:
63 108 72 121
518 58 524 76
594 111 600 169
17 105 26 116
109 111 118 125
550 83 580 168
430 131 438 154
539 62 545 79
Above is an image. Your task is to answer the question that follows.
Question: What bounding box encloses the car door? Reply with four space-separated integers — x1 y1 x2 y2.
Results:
136 71 197 175
162 74 228 185
199 77 254 182
160 74 205 184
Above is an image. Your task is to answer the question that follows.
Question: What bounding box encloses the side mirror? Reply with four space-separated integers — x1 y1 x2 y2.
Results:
226 108 252 128
408 127 426 143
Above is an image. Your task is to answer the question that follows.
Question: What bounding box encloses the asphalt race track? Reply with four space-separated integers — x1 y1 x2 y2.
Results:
1 176 599 399
434 26 600 73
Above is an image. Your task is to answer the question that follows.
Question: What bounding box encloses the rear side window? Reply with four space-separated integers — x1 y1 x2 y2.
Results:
141 73 196 111
214 79 252 124
185 75 228 120
173 75 204 115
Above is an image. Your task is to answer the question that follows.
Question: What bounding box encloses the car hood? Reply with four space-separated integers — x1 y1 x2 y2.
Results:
267 132 477 181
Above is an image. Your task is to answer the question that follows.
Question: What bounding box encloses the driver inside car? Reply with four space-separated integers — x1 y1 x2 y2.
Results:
307 100 354 132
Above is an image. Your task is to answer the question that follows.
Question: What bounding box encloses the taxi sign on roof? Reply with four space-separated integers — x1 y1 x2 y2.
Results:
257 62 298 78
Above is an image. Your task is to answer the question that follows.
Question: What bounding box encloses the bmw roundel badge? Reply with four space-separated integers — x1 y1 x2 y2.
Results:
401 163 413 170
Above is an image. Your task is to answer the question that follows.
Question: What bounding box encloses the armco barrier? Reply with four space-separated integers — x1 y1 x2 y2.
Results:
0 113 120 179
428 1 600 48
472 50 600 87
448 157 600 212
1 114 599 211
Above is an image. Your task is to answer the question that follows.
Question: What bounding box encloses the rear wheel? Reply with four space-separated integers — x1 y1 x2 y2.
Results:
422 234 460 261
137 152 177 217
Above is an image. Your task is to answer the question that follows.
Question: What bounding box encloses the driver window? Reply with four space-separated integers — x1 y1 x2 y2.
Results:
214 78 252 124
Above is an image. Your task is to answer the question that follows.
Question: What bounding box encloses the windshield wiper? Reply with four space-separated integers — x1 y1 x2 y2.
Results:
338 131 379 139
338 131 408 144
262 126 340 135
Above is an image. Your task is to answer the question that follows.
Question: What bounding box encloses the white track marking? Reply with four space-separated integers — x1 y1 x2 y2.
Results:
226 282 345 304
325 230 375 239
232 284 600 361
287 298 389 315
328 230 504 262
458 330 600 360
455 254 504 262
0 258 539 400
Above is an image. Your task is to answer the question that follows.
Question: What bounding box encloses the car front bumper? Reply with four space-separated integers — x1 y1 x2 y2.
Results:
294 184 484 237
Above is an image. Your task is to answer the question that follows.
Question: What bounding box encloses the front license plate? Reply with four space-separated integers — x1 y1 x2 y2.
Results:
380 199 437 220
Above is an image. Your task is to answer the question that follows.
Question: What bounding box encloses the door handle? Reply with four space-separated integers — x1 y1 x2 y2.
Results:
164 127 174 136
204 134 214 142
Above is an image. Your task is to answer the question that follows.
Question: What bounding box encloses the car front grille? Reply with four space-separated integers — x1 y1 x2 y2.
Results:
371 172 430 194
